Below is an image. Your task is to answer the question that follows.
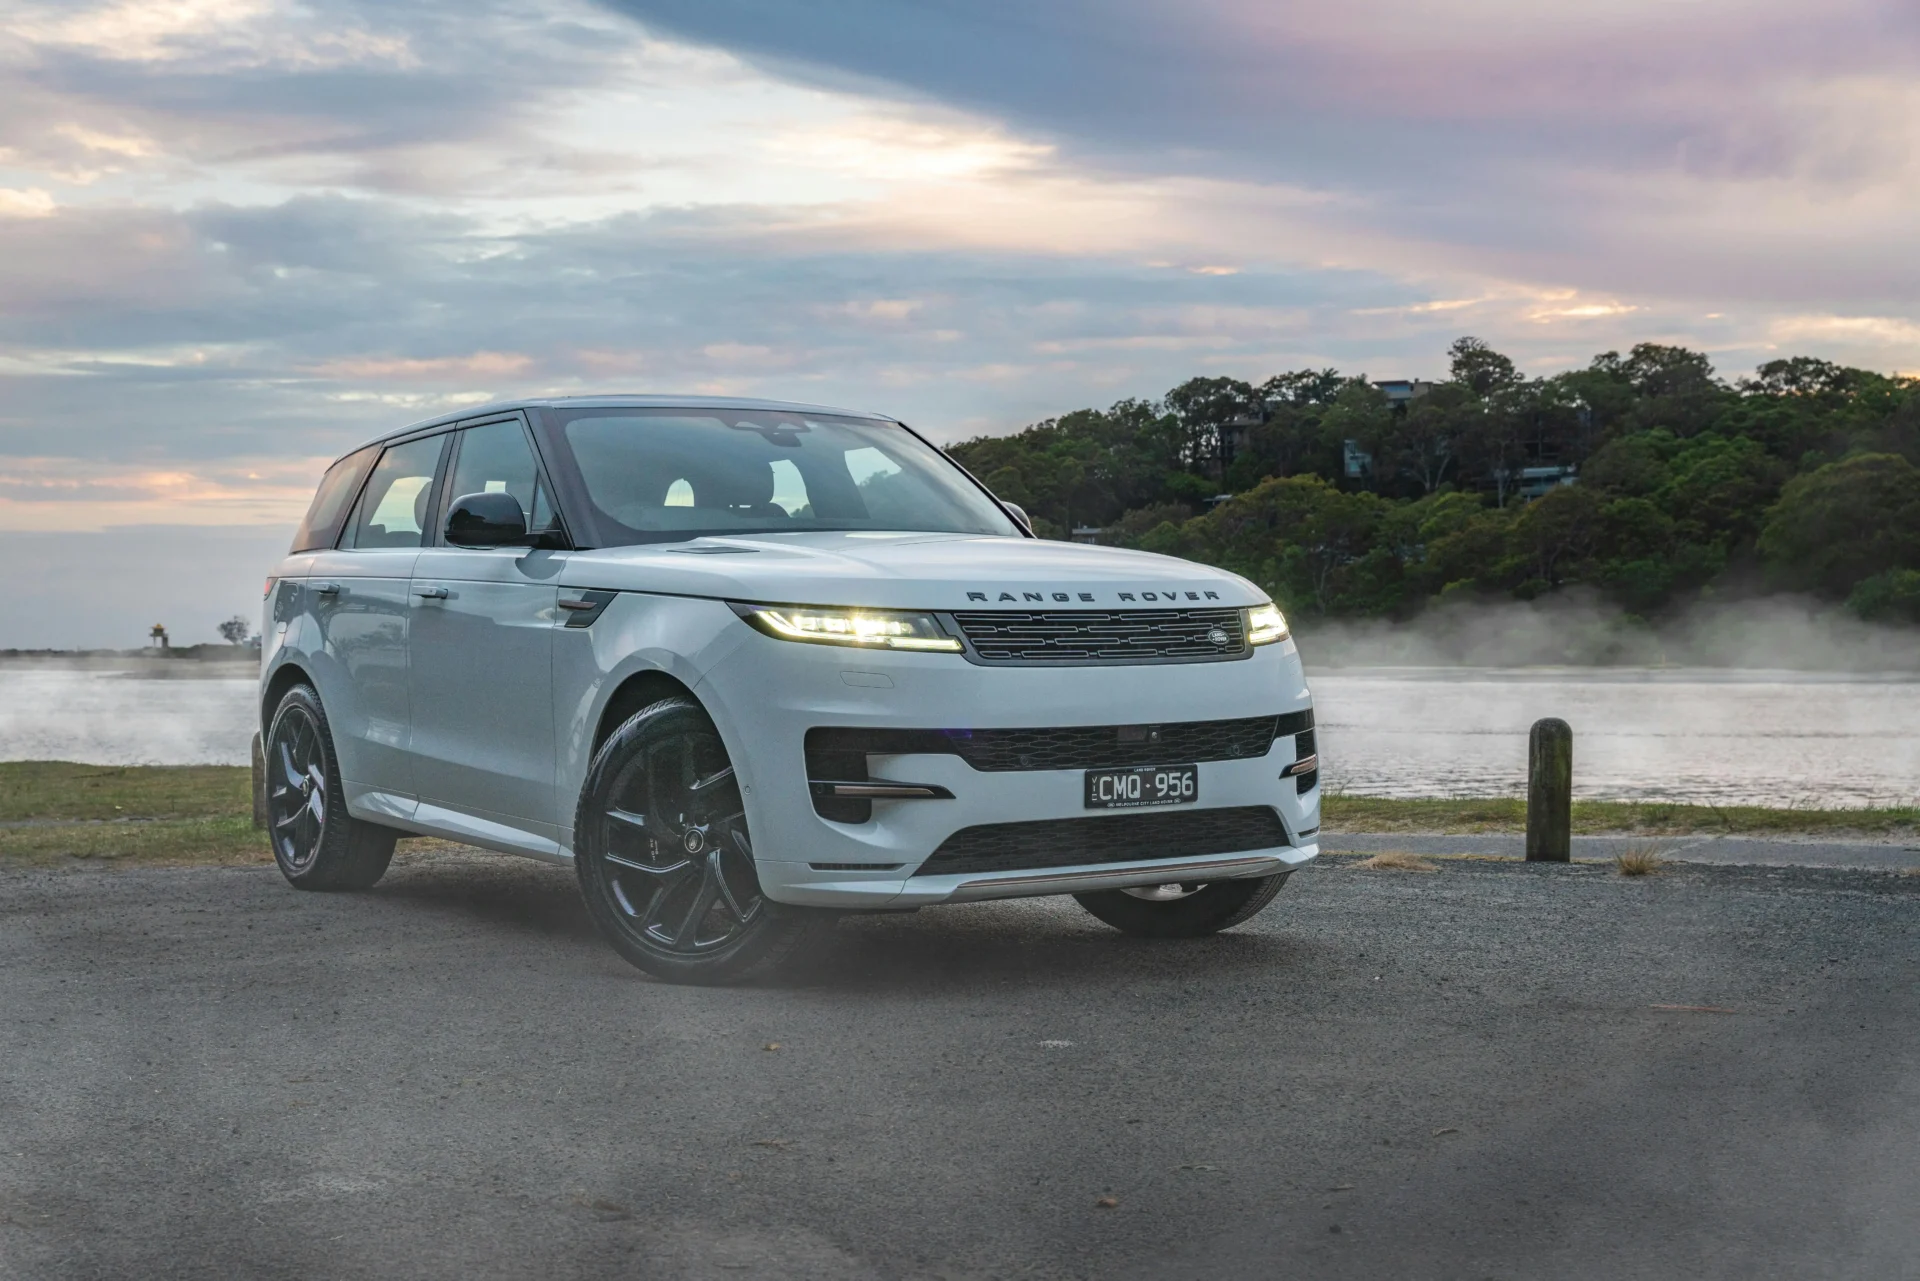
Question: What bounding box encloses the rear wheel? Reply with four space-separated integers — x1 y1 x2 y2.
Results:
264 685 397 891
573 697 828 984
1074 873 1290 938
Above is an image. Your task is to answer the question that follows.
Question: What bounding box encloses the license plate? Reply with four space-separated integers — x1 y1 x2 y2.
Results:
1084 764 1198 809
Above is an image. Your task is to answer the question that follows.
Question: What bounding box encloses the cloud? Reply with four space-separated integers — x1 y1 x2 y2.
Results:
0 0 1917 609
0 187 55 216
604 0 1920 309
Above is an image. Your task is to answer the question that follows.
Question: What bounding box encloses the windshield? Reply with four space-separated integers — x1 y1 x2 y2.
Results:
548 408 1021 546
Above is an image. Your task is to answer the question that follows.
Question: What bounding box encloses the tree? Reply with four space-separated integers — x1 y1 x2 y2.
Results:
953 340 1920 622
1448 337 1522 396
217 616 252 645
1757 453 1920 595
1163 376 1261 476
1509 485 1603 591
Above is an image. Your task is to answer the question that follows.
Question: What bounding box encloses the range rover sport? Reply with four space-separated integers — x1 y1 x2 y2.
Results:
260 396 1320 982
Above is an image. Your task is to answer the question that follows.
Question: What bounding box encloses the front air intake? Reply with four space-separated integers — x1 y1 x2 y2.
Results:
914 806 1291 877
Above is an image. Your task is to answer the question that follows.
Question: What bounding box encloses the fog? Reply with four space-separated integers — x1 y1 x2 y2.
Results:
0 526 295 651
1298 592 1920 672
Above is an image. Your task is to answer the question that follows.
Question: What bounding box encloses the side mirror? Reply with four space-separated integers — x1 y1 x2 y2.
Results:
445 492 528 548
1002 501 1033 534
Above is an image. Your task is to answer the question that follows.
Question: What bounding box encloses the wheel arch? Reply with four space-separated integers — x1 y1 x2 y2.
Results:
261 661 314 736
591 668 702 758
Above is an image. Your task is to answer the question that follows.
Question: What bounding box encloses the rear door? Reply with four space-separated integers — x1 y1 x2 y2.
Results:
306 431 451 820
406 414 567 840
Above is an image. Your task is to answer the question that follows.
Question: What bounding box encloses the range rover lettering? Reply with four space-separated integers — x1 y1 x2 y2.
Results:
260 397 1319 983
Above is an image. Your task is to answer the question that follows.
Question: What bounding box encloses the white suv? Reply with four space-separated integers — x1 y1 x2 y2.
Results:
260 397 1319 982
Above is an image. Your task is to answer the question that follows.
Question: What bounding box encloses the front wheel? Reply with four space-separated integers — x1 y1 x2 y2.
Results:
264 684 397 891
573 697 828 984
1074 873 1290 938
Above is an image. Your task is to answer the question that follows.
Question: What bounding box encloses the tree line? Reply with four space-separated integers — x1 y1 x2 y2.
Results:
946 339 1920 625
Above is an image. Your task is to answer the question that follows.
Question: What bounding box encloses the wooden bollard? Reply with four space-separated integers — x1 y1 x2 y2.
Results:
1526 718 1572 862
251 731 268 830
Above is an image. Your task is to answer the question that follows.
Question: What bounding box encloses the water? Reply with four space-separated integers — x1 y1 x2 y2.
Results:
0 665 258 768
1311 668 1920 808
2 663 1916 808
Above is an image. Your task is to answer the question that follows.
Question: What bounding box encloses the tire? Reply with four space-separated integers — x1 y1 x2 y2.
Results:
264 684 397 891
573 697 828 984
1074 872 1291 939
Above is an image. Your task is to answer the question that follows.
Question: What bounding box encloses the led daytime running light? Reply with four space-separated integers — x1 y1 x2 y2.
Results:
1247 604 1289 645
748 606 962 652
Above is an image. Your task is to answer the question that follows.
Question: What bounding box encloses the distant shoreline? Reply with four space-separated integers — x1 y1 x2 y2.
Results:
0 649 258 673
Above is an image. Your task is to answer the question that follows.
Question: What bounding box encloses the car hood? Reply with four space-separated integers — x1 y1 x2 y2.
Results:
559 532 1266 610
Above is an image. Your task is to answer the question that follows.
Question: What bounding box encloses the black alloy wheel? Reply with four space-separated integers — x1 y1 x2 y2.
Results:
264 684 396 891
574 697 827 983
1073 871 1291 938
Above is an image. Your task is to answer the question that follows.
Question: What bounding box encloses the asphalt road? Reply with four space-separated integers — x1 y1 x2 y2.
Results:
1319 832 1920 872
3 852 1916 1280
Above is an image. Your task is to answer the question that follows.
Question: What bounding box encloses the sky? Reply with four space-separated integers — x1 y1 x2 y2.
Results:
2 0 1917 646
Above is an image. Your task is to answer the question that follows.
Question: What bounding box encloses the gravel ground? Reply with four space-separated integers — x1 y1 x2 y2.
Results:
3 852 1916 1280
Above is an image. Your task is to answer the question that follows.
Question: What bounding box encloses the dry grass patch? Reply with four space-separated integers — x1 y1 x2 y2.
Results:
1322 793 1920 838
1353 851 1440 873
1615 845 1666 877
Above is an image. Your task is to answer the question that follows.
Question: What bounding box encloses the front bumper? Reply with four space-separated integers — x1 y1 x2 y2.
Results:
693 620 1320 909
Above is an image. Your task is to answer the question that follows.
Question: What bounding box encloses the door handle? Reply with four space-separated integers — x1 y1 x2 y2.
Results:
412 585 448 599
313 582 341 595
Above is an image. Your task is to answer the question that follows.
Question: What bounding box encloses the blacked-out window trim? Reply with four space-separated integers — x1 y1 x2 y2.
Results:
438 411 575 550
337 431 454 552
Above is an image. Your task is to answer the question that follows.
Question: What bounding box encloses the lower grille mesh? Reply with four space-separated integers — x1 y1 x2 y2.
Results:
807 712 1300 776
914 806 1291 878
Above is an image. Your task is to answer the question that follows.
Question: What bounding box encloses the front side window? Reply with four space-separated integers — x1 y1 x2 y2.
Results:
549 409 1019 546
444 417 562 542
344 435 447 550
291 446 377 553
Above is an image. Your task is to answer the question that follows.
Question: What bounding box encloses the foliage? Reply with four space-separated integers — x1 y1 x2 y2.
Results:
946 338 1920 622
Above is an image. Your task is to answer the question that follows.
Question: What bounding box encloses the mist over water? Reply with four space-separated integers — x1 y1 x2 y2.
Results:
1309 668 1920 807
0 666 257 768
1282 596 1920 806
5 650 1916 808
1298 592 1920 671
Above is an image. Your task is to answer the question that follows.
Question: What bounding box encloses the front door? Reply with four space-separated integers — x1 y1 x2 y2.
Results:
307 431 450 820
408 415 564 837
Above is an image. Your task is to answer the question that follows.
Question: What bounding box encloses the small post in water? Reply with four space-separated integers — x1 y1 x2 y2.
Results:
251 731 268 831
1526 718 1572 862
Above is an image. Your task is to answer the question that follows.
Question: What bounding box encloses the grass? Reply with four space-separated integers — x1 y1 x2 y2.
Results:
1353 851 1440 872
0 761 250 822
0 762 270 868
0 816 269 868
2 762 1913 871
1323 794 1920 837
1614 844 1666 877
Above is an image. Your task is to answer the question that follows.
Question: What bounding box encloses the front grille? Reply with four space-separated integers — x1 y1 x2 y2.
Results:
951 609 1246 665
914 806 1291 877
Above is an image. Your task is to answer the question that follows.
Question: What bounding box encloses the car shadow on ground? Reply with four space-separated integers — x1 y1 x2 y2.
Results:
368 846 1328 991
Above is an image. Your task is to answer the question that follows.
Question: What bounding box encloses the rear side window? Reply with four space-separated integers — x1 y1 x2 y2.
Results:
290 447 377 553
343 435 448 550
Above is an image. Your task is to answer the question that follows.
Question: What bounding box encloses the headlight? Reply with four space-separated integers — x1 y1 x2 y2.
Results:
735 604 963 652
1246 603 1289 646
